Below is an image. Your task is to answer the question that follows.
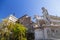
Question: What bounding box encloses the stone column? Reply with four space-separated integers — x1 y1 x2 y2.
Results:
34 29 43 40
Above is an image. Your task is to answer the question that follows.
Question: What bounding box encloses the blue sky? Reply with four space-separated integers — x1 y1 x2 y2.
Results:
0 0 60 21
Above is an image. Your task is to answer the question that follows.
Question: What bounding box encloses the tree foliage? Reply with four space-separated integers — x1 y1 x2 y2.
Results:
0 19 27 40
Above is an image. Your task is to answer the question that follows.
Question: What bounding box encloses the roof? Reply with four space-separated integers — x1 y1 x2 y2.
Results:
19 14 28 19
49 15 60 20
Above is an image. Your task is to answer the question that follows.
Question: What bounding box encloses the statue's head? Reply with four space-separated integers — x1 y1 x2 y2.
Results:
41 7 46 12
42 7 45 10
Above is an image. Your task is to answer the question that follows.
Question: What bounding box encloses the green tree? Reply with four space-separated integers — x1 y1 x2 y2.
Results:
0 19 27 40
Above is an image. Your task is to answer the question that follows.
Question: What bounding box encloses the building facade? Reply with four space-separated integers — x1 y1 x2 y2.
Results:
16 14 34 40
33 7 60 40
5 14 18 23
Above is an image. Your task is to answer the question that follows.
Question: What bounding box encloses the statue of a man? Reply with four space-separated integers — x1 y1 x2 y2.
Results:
42 7 49 18
42 7 51 24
